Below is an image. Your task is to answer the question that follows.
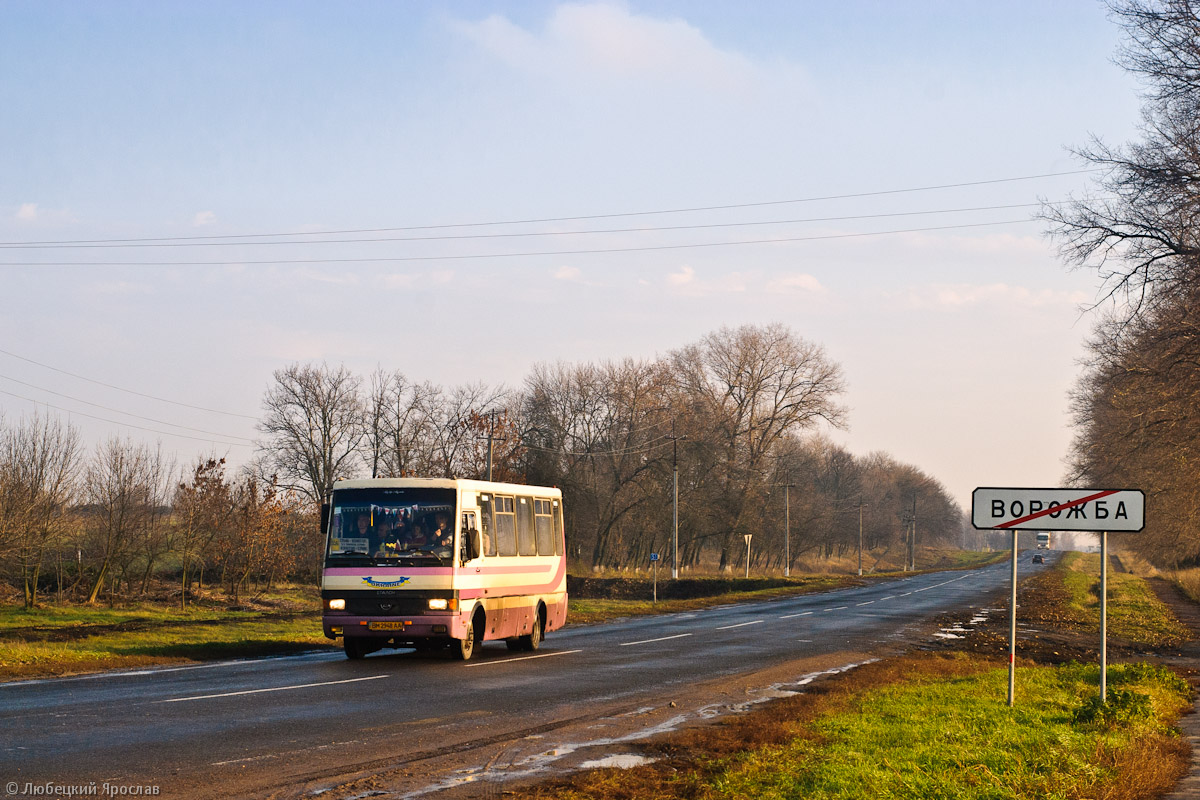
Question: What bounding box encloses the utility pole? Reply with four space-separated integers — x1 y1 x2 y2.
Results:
667 427 686 579
784 474 792 578
910 493 918 571
485 410 498 481
858 500 866 576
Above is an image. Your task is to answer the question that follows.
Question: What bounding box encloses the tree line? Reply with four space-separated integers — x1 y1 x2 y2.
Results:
0 325 970 607
1048 1 1200 567
0 416 315 609
253 323 967 575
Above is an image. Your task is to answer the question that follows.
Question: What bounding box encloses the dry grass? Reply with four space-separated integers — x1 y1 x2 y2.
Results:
1168 567 1200 605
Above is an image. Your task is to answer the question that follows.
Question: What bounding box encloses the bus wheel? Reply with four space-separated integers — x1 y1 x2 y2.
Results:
519 611 544 652
344 637 369 660
455 616 481 661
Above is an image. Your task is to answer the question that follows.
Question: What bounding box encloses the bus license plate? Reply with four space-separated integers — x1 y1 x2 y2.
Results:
368 621 406 631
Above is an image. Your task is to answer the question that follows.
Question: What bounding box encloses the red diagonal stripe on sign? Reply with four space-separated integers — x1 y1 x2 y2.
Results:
993 489 1119 529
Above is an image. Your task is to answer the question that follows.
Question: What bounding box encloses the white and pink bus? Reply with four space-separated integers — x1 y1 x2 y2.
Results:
321 478 568 660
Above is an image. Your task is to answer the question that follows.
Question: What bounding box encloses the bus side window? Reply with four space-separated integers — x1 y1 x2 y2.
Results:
534 499 554 555
553 499 563 555
517 496 536 556
495 496 517 556
479 496 497 557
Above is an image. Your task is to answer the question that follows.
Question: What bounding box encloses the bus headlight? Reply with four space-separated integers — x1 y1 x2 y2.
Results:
327 598 346 611
428 598 448 610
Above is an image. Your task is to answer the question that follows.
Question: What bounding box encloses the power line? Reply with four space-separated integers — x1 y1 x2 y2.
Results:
0 168 1100 247
0 373 256 442
0 348 259 419
0 388 252 448
0 219 1037 267
0 201 1059 250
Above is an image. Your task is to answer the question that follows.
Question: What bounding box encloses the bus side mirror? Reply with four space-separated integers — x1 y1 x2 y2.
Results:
320 504 330 534
466 529 481 561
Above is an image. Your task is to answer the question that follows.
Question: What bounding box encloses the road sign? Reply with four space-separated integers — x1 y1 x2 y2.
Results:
649 552 659 562
971 488 1144 532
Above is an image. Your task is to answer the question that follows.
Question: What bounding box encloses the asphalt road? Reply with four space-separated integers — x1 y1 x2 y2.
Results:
0 554 1050 799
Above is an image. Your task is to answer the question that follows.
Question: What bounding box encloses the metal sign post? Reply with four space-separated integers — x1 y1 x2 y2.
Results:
1100 531 1107 700
1008 529 1018 707
650 552 659 604
973 487 1145 707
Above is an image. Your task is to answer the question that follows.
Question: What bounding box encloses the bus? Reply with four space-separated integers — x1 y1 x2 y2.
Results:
320 478 568 660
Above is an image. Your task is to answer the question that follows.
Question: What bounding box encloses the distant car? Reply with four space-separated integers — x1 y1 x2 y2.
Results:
1032 554 1045 564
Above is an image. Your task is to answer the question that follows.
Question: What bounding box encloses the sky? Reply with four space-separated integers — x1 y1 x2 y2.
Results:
0 1 1145 509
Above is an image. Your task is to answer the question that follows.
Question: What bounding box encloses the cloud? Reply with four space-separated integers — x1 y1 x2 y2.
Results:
768 273 825 294
193 211 217 227
553 266 582 281
909 282 1090 310
453 3 777 94
667 265 695 286
15 203 37 221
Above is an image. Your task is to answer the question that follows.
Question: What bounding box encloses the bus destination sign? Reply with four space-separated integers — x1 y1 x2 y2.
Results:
971 487 1145 532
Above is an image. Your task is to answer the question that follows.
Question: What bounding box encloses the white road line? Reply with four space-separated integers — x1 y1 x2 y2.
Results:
856 601 875 606
899 592 912 597
833 606 848 611
797 639 813 643
464 649 582 668
159 674 390 703
619 633 693 647
881 596 896 601
716 620 764 630
779 611 814 619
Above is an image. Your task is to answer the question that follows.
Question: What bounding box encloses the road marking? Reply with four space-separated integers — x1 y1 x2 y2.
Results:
779 611 814 619
833 606 848 611
856 601 875 606
619 633 693 647
797 639 813 643
899 592 912 597
716 620 763 630
159 674 390 703
880 596 896 601
464 649 582 668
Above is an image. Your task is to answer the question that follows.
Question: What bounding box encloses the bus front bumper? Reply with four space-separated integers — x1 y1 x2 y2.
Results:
323 613 469 641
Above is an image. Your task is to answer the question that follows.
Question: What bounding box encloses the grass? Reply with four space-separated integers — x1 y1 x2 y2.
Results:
1056 552 1189 648
0 584 333 681
709 659 1191 800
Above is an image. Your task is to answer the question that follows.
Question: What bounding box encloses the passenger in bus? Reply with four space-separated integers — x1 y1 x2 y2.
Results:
405 525 428 549
431 513 452 544
353 512 371 539
374 518 400 556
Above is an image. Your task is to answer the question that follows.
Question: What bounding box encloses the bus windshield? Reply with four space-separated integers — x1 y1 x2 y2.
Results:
327 487 457 565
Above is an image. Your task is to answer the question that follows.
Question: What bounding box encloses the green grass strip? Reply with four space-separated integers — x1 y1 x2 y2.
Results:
1057 552 1188 647
711 659 1191 800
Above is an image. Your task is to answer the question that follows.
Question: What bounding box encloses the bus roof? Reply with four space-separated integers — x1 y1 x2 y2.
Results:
331 477 562 498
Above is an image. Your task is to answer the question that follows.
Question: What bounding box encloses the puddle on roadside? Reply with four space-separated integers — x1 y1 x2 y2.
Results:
578 754 658 769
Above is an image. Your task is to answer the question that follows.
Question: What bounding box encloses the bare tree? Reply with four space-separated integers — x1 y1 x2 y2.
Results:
672 323 847 570
174 457 234 609
82 438 169 604
1045 1 1200 320
0 413 82 608
256 362 366 505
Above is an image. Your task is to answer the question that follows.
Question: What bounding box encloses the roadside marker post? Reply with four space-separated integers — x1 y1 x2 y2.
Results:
744 534 753 579
972 487 1145 705
650 552 659 604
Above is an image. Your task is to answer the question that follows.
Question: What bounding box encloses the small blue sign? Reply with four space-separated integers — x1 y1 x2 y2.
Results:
649 552 660 562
